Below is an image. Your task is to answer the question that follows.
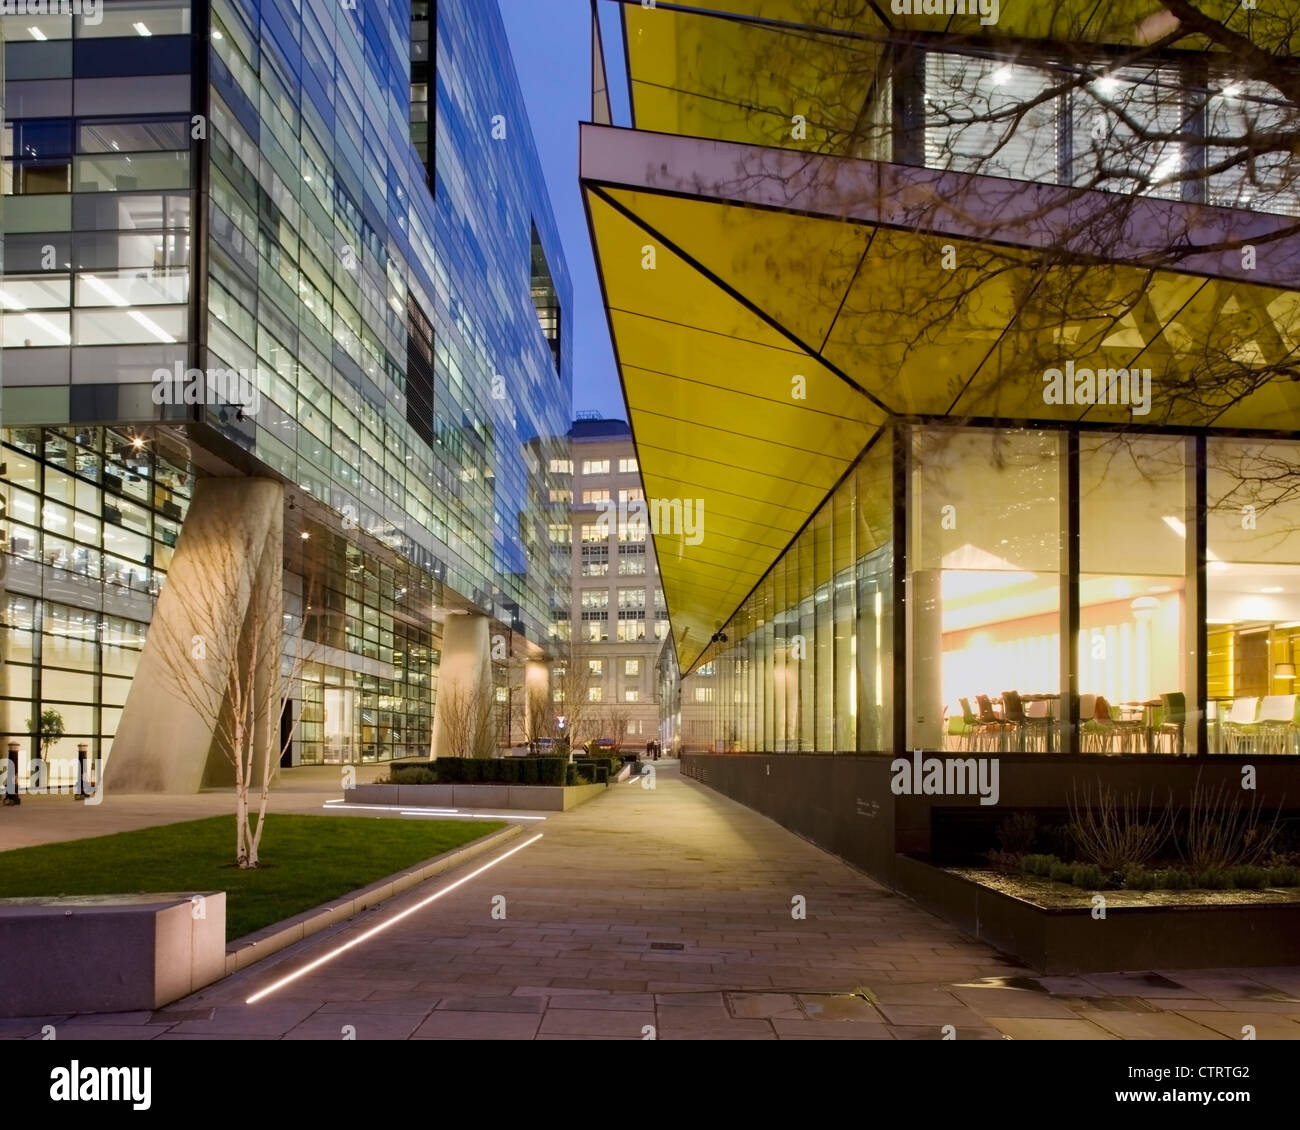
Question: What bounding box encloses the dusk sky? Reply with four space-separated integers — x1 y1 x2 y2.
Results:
499 0 630 423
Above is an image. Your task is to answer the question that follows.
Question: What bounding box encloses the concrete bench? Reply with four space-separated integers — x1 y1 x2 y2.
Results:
0 892 225 1017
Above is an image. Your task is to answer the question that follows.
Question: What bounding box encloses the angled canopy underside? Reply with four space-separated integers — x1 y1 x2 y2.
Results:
584 187 884 668
584 164 1300 669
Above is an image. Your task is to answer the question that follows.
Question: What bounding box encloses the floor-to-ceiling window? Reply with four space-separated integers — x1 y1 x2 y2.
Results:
1207 439 1300 755
1079 434 1197 753
909 427 1064 752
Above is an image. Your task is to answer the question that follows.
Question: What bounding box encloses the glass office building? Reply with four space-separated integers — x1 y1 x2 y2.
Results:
0 0 571 787
582 2 1300 903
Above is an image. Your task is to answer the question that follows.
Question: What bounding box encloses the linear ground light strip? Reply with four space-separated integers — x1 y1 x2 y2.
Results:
327 801 551 821
244 831 544 1004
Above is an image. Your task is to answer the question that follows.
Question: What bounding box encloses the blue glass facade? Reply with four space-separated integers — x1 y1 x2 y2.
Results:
0 0 571 771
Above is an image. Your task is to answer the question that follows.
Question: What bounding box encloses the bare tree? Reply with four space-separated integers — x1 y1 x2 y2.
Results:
435 682 500 759
602 704 633 753
548 637 597 751
144 520 323 868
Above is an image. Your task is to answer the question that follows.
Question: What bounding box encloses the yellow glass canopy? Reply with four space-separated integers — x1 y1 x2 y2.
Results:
585 165 1299 668
589 1 1300 669
622 0 1297 154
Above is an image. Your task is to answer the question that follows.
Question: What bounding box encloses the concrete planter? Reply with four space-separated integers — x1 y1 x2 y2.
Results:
345 781 607 812
895 855 1300 973
0 892 225 1017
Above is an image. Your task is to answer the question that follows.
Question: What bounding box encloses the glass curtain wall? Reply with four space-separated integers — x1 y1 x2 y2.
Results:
679 426 1299 759
684 431 893 754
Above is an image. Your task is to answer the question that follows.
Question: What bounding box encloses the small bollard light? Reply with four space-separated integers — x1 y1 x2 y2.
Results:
3 740 20 806
76 742 89 799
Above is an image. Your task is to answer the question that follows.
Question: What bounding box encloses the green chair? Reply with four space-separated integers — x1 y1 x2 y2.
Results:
1153 691 1185 755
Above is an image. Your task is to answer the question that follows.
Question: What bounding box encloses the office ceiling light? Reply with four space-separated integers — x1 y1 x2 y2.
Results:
1276 664 1296 680
25 313 71 345
83 274 128 306
128 310 176 343
133 22 151 35
28 27 47 41
1130 595 1159 620
1261 586 1284 593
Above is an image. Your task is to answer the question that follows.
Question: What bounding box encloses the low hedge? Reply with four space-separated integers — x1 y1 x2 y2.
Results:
387 766 437 784
426 756 568 786
1024 854 1300 891
572 759 616 785
379 757 614 787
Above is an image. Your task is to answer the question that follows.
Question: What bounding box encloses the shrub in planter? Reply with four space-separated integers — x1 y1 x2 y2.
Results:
997 812 1040 855
1154 868 1194 890
535 757 566 785
1069 863 1105 889
1230 865 1270 890
389 766 437 785
1194 866 1232 890
1267 864 1300 887
986 850 1023 874
1048 862 1075 884
497 758 520 785
519 757 539 785
1022 854 1059 878
1123 865 1158 890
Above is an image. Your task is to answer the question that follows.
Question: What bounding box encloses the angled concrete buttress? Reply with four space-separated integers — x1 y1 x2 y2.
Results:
105 478 284 793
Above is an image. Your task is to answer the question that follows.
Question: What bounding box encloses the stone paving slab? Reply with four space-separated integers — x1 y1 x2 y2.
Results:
4 764 1299 1040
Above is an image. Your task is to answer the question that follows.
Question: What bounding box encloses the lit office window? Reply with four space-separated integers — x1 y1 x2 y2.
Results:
1080 435 1194 754
1207 439 1300 755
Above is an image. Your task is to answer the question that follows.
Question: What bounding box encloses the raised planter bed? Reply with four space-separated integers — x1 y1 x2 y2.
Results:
0 892 225 1017
895 854 1300 974
345 782 608 812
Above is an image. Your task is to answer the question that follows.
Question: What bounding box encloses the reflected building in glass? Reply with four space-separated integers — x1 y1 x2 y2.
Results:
0 0 571 789
583 3 1300 891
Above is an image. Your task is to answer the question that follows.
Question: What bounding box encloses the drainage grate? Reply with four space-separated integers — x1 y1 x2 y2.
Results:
650 942 685 951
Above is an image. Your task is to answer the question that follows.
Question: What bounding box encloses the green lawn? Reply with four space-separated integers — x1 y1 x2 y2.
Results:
0 814 504 941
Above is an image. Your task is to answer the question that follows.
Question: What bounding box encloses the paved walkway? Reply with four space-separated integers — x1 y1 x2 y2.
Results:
5 764 1300 1039
0 763 391 851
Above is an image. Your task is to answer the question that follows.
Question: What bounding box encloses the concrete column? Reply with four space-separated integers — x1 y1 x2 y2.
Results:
909 568 944 750
524 659 550 743
105 478 284 793
431 612 491 758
